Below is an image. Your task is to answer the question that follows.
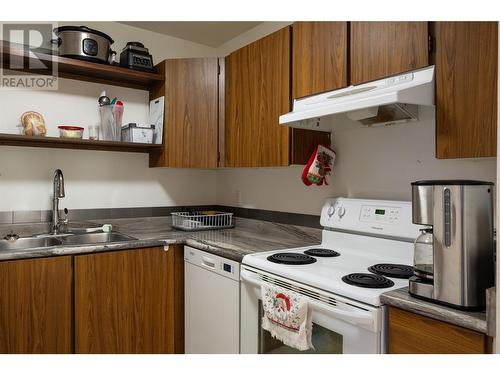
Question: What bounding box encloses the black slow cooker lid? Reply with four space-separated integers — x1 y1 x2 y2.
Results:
411 180 494 186
53 25 114 44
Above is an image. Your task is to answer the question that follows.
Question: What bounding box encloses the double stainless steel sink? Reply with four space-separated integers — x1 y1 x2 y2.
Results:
0 232 136 251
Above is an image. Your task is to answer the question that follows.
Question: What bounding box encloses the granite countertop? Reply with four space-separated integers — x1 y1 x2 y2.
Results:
381 287 488 334
0 216 322 262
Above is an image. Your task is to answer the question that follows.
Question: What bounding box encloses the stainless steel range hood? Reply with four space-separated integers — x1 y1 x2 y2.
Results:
280 66 435 130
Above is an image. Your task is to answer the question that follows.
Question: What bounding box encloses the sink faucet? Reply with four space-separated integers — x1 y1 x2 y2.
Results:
52 169 68 234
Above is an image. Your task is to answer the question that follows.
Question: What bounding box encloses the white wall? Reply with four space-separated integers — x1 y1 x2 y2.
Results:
216 106 497 216
0 147 217 211
0 22 218 211
0 78 150 138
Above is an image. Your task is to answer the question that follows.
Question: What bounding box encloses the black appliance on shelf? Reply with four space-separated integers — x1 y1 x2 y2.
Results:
119 41 155 72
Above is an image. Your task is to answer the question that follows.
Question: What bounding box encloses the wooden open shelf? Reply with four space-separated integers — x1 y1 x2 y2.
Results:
0 133 163 153
1 41 164 90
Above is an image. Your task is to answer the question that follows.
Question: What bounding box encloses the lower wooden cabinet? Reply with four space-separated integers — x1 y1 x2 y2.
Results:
0 246 184 354
75 245 184 354
0 256 73 354
387 307 492 354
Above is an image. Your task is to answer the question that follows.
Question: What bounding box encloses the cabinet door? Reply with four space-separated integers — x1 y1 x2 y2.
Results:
350 22 429 85
388 307 489 354
0 256 73 353
149 58 218 168
225 27 291 167
293 22 348 98
435 22 498 158
75 246 183 353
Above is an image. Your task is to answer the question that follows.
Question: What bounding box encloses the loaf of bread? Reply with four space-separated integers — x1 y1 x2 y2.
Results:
20 111 46 136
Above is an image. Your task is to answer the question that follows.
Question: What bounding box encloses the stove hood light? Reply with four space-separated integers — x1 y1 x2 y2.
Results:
346 103 419 127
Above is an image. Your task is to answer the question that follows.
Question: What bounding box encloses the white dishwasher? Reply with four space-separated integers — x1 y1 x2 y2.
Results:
184 246 240 354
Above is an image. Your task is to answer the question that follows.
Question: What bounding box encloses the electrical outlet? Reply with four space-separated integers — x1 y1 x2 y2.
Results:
235 189 243 206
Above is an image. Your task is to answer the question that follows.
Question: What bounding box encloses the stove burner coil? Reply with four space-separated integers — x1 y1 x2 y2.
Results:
342 273 395 288
303 248 340 257
267 253 317 265
368 264 414 279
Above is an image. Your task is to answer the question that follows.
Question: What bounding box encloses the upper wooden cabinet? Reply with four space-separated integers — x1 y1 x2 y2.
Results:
350 22 429 85
0 256 73 354
149 58 219 168
224 27 330 167
434 22 498 158
388 307 492 354
75 246 184 354
292 22 348 98
225 27 292 167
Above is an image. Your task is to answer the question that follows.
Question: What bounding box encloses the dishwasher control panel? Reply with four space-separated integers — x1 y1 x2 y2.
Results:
184 246 240 281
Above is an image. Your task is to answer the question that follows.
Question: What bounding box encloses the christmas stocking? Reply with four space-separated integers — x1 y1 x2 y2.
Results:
301 145 336 186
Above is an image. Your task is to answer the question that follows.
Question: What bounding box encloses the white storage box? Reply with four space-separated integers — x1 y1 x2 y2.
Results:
121 123 155 143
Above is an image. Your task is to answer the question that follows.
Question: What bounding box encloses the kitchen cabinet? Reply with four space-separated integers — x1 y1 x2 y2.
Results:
149 58 219 168
224 26 330 167
434 22 498 158
75 245 184 354
292 21 348 98
350 22 429 85
224 27 290 167
0 256 73 354
387 307 492 354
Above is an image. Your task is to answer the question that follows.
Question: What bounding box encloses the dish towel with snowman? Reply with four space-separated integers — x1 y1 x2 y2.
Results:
261 283 314 351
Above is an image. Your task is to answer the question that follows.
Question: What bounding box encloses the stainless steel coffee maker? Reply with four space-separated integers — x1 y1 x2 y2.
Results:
409 180 495 310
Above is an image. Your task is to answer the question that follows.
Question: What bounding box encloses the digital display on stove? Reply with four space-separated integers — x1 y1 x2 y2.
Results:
375 209 386 215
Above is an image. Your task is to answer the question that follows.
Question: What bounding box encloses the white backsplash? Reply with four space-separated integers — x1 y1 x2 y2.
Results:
0 146 217 211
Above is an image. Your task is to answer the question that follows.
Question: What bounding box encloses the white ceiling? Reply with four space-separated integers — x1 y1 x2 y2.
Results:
120 21 263 48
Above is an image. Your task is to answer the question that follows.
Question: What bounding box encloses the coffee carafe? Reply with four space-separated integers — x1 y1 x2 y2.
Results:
413 228 434 279
409 180 494 310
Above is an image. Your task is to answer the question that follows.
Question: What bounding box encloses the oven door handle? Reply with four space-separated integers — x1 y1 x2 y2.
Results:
241 269 376 331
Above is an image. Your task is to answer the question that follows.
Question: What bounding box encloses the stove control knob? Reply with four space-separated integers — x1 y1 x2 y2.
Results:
327 204 335 217
337 206 346 219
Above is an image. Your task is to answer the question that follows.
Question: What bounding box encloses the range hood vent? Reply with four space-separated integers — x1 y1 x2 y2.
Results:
280 66 435 130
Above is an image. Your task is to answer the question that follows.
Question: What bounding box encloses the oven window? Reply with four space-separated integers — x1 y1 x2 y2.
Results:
258 301 343 354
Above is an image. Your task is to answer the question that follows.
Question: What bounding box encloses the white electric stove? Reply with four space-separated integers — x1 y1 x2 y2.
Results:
240 198 423 354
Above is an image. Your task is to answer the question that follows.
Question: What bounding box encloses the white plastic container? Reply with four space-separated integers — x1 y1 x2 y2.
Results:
121 123 155 143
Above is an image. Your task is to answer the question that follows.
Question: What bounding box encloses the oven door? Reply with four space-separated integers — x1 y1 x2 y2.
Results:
240 266 382 354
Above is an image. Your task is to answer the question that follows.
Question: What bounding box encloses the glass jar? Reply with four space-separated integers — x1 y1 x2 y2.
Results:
413 228 434 279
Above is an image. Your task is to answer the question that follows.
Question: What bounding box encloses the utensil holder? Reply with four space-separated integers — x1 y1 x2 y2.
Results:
99 105 117 141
